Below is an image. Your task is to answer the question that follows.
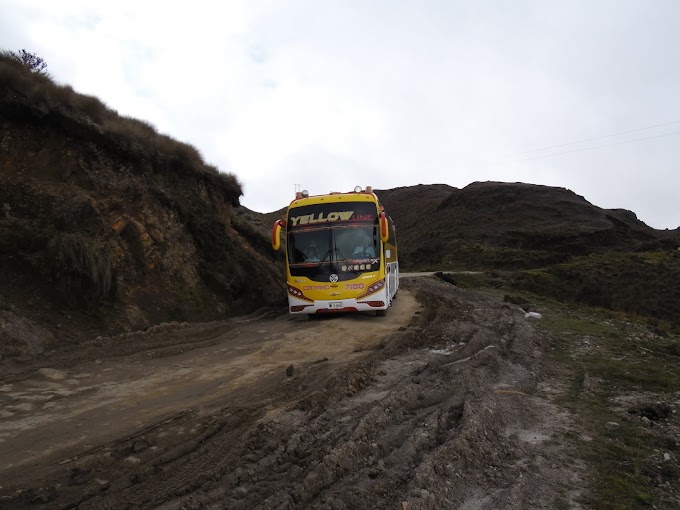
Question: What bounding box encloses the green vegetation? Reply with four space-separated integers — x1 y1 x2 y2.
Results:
408 241 570 271
454 274 680 508
0 216 114 306
47 231 113 297
530 252 680 327
1 48 49 75
542 302 680 509
451 250 680 329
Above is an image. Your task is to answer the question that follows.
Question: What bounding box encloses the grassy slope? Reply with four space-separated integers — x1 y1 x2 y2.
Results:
543 300 680 509
512 252 680 328
452 273 680 509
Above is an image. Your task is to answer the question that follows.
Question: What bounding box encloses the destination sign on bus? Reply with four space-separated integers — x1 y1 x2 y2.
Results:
288 202 377 229
290 210 354 226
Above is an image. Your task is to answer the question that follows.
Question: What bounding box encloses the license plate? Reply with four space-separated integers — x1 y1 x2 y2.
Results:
329 302 343 309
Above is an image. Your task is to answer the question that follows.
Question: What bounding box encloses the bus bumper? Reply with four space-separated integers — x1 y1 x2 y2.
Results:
287 291 388 315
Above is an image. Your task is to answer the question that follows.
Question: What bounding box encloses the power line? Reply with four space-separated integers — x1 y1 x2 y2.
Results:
519 129 680 162
513 120 680 156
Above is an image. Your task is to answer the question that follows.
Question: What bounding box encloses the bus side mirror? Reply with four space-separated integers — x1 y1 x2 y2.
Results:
272 219 284 250
379 212 389 243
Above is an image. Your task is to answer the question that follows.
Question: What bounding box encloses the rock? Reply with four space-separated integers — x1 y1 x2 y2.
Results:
631 403 672 421
0 311 55 358
605 421 620 430
38 368 67 380
29 486 57 504
524 312 542 319
233 486 248 499
8 402 34 412
133 439 151 453
69 466 91 485
286 365 294 377
434 272 457 285
582 373 592 391
664 453 671 461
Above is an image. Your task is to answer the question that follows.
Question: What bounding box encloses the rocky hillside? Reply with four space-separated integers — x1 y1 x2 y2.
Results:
0 53 283 359
376 182 679 270
376 182 680 326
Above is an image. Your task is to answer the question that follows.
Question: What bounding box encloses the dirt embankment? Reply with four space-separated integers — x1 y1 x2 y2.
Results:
1 60 284 351
0 277 579 509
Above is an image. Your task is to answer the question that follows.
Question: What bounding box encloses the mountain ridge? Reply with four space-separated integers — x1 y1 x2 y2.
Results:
374 181 679 269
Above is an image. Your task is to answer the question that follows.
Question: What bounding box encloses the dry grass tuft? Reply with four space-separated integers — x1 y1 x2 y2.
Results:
47 232 113 297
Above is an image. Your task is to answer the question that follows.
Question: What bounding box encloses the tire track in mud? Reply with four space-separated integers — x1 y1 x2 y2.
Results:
153 278 582 510
82 366 326 509
1 278 583 509
108 411 254 509
0 291 417 509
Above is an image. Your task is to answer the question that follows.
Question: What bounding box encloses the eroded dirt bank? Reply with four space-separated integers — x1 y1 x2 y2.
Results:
0 277 579 509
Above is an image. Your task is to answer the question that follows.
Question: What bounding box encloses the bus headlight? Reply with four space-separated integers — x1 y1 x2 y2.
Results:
356 279 385 300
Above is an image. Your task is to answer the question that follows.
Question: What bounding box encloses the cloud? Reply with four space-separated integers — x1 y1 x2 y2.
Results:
2 0 679 228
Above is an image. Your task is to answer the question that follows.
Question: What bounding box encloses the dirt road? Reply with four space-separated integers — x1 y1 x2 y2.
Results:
0 277 580 509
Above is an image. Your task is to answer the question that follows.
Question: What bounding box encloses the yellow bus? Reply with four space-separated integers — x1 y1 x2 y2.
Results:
272 186 398 316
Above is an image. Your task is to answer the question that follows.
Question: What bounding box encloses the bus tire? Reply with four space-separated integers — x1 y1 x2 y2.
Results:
376 309 387 317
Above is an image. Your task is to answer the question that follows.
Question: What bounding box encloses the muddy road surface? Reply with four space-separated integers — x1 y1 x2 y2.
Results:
0 277 579 509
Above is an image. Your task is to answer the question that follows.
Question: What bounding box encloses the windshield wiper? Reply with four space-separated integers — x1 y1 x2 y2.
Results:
334 248 351 264
319 249 333 263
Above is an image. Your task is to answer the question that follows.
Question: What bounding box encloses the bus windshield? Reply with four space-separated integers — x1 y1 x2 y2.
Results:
288 225 378 271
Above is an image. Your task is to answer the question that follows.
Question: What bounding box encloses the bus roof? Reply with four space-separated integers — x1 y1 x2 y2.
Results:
289 188 381 209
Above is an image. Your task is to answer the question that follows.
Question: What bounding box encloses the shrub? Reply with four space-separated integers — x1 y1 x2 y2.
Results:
1 49 49 76
75 94 110 124
47 232 113 296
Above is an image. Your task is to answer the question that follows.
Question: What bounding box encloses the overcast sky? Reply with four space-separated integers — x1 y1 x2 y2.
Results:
2 0 679 228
